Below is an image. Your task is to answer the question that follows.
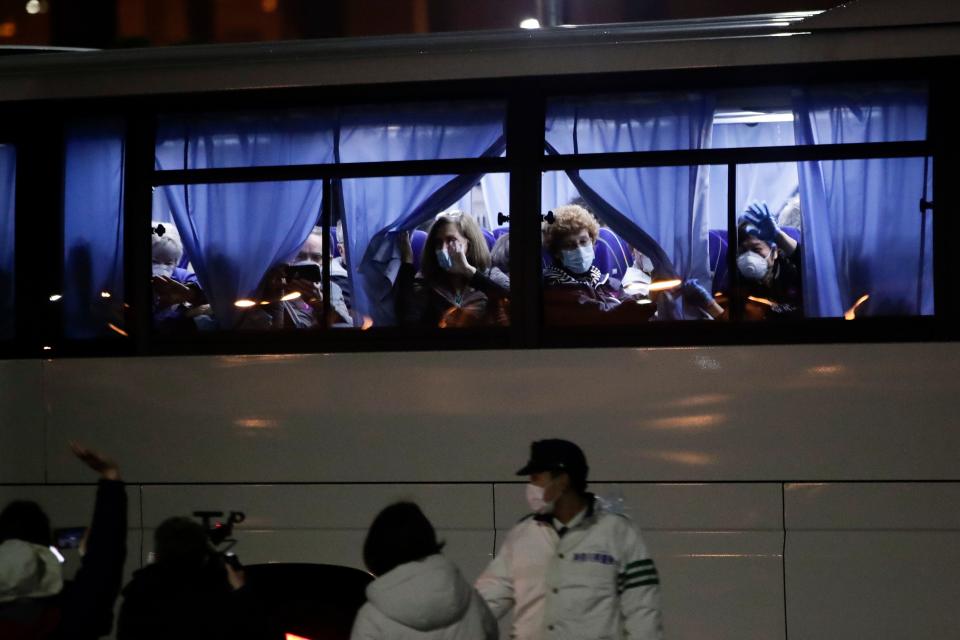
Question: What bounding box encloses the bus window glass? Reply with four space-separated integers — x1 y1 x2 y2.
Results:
541 167 727 326
736 157 933 320
339 173 510 330
156 101 505 170
151 180 327 334
0 144 13 341
546 83 926 155
63 120 127 340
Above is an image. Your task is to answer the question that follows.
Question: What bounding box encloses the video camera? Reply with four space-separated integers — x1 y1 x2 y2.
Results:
193 510 246 569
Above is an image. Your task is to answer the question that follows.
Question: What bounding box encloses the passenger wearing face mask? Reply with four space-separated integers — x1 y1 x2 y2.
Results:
542 205 655 325
396 211 509 328
736 201 802 318
476 439 663 640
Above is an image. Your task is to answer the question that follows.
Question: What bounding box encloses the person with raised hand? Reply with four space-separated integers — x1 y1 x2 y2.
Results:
0 443 127 640
736 200 803 317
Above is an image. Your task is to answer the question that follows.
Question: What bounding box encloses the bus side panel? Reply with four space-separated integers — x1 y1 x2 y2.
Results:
786 482 960 639
0 359 44 483
40 343 960 483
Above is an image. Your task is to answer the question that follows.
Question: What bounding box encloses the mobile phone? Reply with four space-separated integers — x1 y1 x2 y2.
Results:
285 263 322 283
54 527 86 550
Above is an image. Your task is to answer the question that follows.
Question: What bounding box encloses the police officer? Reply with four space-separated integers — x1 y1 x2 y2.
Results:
476 439 663 640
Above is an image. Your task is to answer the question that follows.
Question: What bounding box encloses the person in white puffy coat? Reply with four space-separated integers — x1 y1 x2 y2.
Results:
476 439 663 640
350 502 498 640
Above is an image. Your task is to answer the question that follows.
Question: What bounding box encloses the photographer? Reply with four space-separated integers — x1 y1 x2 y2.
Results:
117 517 272 640
0 443 126 640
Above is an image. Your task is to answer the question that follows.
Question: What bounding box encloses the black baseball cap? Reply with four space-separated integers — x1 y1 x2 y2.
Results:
516 439 589 478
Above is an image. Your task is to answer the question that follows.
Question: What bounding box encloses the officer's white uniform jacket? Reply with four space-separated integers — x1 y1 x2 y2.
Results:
475 498 662 640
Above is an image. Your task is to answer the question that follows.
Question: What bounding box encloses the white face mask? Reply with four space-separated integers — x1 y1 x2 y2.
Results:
152 263 175 278
526 482 557 515
560 244 595 274
737 251 769 281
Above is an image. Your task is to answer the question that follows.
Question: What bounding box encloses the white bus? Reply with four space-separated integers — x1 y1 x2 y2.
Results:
1 3 959 638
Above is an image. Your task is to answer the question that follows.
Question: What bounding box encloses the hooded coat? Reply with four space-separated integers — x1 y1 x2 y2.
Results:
350 554 497 640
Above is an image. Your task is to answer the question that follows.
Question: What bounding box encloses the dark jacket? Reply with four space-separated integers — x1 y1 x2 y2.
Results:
117 561 273 640
542 265 655 325
743 250 803 317
0 479 128 640
396 263 509 328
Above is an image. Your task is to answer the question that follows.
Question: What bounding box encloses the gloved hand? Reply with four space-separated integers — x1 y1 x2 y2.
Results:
740 201 779 243
681 278 714 308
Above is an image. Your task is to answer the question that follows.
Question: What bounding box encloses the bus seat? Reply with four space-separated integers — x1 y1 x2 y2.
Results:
411 229 428 273
598 228 631 277
595 238 619 277
482 228 496 251
493 226 509 240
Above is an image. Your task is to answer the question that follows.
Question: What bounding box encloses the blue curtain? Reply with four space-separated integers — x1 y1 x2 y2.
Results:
339 104 506 326
707 122 799 229
793 85 931 316
156 111 340 329
160 180 322 329
64 121 126 339
156 110 336 169
0 145 14 340
545 93 715 317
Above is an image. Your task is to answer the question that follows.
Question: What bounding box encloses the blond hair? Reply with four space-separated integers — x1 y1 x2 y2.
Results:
420 211 491 283
542 204 600 254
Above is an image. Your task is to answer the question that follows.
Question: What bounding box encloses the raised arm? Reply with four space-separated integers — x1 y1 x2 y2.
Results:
60 443 128 639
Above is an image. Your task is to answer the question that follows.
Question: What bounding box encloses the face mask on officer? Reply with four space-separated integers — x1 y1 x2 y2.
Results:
526 483 555 515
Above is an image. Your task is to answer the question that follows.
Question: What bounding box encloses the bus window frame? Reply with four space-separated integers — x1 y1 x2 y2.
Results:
2 56 958 359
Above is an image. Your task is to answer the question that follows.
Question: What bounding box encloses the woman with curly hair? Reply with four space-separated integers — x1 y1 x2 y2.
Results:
542 204 655 325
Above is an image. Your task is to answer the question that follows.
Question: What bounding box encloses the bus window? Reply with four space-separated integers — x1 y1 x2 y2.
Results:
541 167 727 326
151 180 325 335
339 173 510 330
736 157 934 320
63 120 127 340
0 144 13 341
155 101 505 170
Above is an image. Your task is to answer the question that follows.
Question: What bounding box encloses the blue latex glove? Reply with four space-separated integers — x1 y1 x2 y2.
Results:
681 278 714 308
740 201 779 243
